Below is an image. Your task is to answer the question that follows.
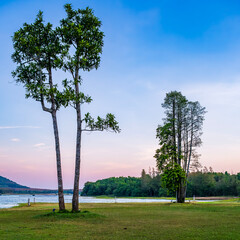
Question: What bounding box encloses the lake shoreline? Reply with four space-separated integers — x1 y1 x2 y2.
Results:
1 194 237 209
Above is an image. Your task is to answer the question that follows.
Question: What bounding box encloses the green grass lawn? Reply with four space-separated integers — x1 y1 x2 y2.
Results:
94 195 177 200
0 202 239 240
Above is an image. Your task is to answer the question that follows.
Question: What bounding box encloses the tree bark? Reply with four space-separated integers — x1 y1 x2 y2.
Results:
72 70 82 212
177 180 186 203
184 110 194 198
172 99 177 164
48 66 65 211
177 106 182 165
51 110 65 211
176 105 185 203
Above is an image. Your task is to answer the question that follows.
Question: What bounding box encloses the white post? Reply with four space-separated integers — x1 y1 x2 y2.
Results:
28 198 30 206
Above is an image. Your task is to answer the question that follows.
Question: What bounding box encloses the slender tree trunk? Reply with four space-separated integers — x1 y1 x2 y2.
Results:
40 65 65 211
72 70 82 212
72 107 82 212
183 125 188 172
184 126 189 171
177 108 182 165
186 119 193 178
176 104 185 202
51 111 65 210
172 99 177 164
184 114 194 198
47 66 65 211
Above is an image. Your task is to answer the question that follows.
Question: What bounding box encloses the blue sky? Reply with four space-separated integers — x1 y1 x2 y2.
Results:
1 0 240 188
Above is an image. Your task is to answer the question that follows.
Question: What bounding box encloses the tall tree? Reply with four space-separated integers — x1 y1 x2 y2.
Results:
154 91 206 203
59 4 120 212
12 12 67 210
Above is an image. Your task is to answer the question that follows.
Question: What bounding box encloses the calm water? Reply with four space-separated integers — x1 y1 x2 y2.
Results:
0 195 174 209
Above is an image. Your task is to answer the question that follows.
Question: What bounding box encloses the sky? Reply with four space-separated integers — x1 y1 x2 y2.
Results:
1 0 240 189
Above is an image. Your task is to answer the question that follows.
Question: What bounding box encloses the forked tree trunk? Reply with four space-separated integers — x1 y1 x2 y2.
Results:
72 71 82 212
51 110 65 210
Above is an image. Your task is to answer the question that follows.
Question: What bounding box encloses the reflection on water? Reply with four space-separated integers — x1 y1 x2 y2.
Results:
0 195 173 209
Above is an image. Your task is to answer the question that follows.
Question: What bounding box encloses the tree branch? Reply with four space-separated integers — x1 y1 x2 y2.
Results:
82 129 103 132
82 128 117 133
41 94 52 113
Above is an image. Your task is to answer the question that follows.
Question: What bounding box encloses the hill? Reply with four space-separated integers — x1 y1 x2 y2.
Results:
0 175 74 194
0 176 29 189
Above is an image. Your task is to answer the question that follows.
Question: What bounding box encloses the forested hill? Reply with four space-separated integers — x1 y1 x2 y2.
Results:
0 176 74 194
0 176 29 189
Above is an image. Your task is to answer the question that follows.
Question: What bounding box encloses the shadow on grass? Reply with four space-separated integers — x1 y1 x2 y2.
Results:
34 210 104 219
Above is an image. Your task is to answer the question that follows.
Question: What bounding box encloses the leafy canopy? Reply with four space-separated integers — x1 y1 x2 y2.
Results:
12 11 68 111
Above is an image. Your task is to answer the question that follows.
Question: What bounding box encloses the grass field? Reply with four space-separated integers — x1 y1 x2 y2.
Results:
0 201 240 240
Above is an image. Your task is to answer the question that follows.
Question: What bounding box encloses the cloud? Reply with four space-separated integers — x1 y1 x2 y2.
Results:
11 138 20 142
0 126 40 129
34 143 46 148
183 81 240 103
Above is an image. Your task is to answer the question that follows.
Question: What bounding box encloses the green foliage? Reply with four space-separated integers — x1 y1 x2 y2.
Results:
12 11 68 110
59 4 120 133
81 170 240 198
155 123 177 171
59 3 104 97
81 177 143 197
59 4 104 72
83 113 120 133
154 91 206 201
81 170 174 198
187 171 240 197
161 163 186 194
62 78 92 106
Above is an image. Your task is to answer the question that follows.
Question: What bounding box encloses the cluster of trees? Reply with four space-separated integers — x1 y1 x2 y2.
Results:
12 2 233 207
154 91 206 202
81 169 240 197
187 171 240 197
12 4 119 212
81 177 143 197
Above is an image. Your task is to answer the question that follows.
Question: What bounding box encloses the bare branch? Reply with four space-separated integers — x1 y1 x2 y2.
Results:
82 129 103 132
82 128 117 133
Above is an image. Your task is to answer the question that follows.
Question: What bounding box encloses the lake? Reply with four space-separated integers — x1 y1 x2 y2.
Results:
0 195 175 209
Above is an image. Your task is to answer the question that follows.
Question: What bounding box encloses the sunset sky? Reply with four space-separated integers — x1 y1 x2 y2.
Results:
1 0 240 189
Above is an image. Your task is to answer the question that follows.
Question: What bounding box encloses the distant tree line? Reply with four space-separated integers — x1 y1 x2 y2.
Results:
81 168 240 197
187 170 240 197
